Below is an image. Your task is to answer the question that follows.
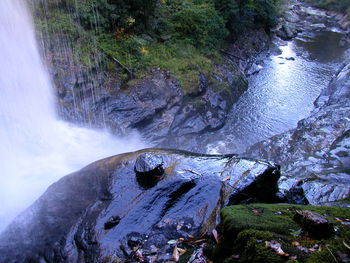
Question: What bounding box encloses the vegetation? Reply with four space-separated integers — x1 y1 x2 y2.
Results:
33 0 282 90
209 204 350 263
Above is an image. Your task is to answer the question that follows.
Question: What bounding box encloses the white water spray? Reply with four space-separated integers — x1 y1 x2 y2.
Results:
0 0 146 232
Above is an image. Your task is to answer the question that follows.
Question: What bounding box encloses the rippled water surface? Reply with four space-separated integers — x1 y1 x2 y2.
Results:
207 31 350 154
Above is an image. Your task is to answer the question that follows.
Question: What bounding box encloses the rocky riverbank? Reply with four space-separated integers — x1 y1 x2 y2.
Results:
36 0 279 150
44 30 269 149
246 61 350 205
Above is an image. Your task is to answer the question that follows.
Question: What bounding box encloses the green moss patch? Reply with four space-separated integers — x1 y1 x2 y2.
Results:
209 204 350 263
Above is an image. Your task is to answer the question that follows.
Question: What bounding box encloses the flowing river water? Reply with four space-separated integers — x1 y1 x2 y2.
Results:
207 30 350 154
0 0 145 232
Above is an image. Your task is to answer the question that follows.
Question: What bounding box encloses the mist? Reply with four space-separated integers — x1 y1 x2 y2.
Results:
0 0 146 232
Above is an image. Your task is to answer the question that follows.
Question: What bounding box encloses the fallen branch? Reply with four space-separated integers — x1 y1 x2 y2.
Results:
99 48 135 79
220 50 244 60
326 246 339 263
110 56 135 79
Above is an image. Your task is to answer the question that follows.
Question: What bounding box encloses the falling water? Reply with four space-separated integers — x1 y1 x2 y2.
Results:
0 0 145 232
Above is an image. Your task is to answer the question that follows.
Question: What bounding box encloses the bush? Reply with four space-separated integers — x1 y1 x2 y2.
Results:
156 0 228 49
214 0 280 38
56 0 157 33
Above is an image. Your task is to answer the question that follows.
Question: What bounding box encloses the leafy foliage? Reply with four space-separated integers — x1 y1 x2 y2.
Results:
45 0 158 32
33 0 282 90
156 0 228 49
214 0 280 38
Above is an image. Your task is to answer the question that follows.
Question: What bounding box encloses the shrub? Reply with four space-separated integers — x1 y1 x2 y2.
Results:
214 0 280 38
57 0 157 33
156 0 228 49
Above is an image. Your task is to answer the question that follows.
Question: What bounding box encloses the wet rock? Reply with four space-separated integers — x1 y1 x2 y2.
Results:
135 153 165 189
246 63 263 76
225 28 271 73
0 149 280 263
284 182 309 205
293 210 334 239
104 216 121 230
42 30 249 152
246 62 350 204
276 24 298 40
135 153 164 175
310 23 326 29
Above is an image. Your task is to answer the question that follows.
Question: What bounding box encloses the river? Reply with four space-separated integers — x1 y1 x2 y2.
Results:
206 29 350 154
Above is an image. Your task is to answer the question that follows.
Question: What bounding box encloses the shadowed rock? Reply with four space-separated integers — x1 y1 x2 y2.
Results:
0 149 279 263
293 210 334 239
135 153 165 189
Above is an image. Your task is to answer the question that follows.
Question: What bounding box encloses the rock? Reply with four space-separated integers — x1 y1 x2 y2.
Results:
0 149 280 263
104 216 121 230
161 63 248 151
284 181 309 205
246 62 350 204
285 10 300 23
310 23 326 29
187 72 208 97
246 63 263 76
276 24 297 40
135 153 165 189
135 153 164 175
293 210 334 239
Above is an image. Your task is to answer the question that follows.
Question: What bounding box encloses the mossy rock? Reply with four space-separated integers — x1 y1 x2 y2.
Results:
210 204 350 263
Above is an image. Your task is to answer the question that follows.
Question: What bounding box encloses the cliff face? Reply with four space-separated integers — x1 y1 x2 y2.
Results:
41 28 272 151
246 62 350 205
0 149 280 263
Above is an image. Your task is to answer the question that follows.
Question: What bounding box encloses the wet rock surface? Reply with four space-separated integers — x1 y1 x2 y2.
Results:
246 62 350 205
134 153 164 174
0 149 280 263
276 1 350 40
44 32 249 150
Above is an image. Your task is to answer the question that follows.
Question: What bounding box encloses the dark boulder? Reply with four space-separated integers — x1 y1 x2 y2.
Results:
104 216 121 230
293 210 334 239
0 149 280 263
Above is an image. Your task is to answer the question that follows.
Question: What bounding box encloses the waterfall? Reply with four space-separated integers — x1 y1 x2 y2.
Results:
0 0 145 232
